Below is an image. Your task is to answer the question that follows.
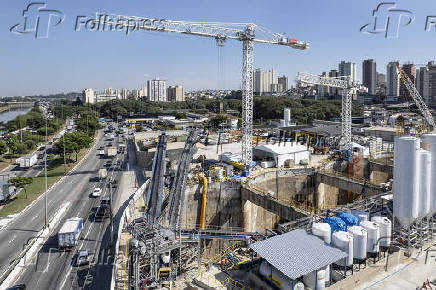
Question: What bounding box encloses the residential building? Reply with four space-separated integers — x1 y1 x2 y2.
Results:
399 63 416 102
167 86 185 102
147 79 167 102
362 59 376 95
82 88 96 104
254 68 281 94
376 73 386 86
339 61 357 83
328 69 339 96
386 62 400 102
278 75 288 91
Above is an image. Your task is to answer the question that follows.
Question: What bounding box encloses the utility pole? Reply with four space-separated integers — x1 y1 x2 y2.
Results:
44 114 48 228
62 105 66 174
109 178 114 246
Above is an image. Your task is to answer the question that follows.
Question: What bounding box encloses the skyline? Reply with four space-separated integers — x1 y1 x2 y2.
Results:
2 0 436 96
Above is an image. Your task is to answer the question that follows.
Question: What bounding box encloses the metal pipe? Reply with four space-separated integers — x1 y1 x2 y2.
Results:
199 175 208 230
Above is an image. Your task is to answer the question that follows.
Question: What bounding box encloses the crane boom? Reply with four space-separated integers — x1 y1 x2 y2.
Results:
395 62 435 128
296 72 361 151
93 13 309 167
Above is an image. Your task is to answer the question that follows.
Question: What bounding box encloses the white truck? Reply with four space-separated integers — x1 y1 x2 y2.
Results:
98 168 107 180
17 154 38 168
58 217 83 251
0 183 14 204
106 146 117 158
98 148 105 155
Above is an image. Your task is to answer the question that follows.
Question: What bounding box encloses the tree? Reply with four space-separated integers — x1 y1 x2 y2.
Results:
210 115 228 128
5 135 19 155
0 140 7 156
136 125 144 132
55 132 93 162
9 176 33 199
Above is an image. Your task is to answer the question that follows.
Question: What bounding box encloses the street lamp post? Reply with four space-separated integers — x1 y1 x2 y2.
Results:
44 114 48 228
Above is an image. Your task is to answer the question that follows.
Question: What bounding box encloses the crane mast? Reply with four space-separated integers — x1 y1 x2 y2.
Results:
395 62 435 129
296 72 360 151
93 13 309 168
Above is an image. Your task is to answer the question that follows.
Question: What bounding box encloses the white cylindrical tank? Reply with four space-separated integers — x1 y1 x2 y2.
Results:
284 108 291 126
347 226 368 260
332 231 353 266
312 223 331 244
160 252 170 264
279 119 286 127
417 149 431 217
360 221 380 253
371 216 391 247
351 210 369 223
393 136 420 226
259 261 300 290
215 168 224 180
422 133 436 214
303 269 326 290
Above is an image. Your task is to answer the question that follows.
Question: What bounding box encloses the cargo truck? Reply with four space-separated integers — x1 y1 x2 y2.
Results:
98 168 107 180
17 154 38 168
58 217 83 251
106 146 117 158
0 182 14 204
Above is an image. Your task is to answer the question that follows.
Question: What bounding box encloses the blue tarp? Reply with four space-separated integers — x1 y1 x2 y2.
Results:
337 212 359 227
324 217 347 233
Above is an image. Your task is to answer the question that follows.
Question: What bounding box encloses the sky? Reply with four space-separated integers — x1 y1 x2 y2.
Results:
1 0 436 96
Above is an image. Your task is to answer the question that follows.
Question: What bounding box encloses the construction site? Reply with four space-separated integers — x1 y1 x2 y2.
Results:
104 13 436 290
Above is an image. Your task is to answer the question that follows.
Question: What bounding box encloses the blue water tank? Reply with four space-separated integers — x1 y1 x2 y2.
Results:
324 217 347 233
337 212 359 227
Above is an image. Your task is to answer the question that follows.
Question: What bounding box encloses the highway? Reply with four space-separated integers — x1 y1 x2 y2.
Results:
1 125 132 289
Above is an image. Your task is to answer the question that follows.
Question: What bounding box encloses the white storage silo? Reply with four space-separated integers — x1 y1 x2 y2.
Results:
284 108 291 127
371 216 391 247
422 133 436 215
360 221 380 253
332 231 353 266
312 223 331 244
303 269 326 290
279 119 286 127
393 136 420 227
417 149 431 217
347 226 368 260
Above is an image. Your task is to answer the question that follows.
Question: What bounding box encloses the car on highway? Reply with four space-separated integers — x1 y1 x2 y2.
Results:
105 161 112 168
7 284 26 290
95 204 110 221
91 187 102 197
76 249 91 266
100 196 111 206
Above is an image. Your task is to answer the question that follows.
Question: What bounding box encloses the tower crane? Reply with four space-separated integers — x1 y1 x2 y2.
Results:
395 62 435 129
295 72 362 153
93 13 309 168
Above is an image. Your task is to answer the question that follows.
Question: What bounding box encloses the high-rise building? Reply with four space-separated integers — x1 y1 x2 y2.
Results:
328 69 339 96
253 68 281 94
362 59 376 95
416 61 436 107
317 72 329 97
121 89 130 100
167 86 185 102
400 63 416 102
386 62 400 102
339 61 357 83
278 75 288 91
376 73 386 87
147 79 167 102
82 88 96 104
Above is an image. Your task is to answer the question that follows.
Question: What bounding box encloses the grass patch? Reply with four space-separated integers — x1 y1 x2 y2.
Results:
0 146 92 217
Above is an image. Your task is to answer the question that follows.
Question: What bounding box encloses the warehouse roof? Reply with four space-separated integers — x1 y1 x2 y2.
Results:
253 143 308 155
250 229 348 280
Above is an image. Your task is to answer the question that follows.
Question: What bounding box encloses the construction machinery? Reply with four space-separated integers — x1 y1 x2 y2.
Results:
395 62 436 130
296 72 362 153
94 13 309 169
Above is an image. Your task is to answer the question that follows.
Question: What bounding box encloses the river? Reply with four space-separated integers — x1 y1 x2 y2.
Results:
0 107 32 124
